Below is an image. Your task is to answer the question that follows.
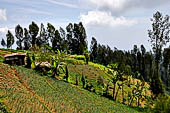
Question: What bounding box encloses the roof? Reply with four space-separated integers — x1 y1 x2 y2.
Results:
35 62 51 68
4 53 26 58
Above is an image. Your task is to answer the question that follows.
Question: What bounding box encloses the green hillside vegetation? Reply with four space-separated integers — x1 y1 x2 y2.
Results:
1 11 170 113
0 63 144 113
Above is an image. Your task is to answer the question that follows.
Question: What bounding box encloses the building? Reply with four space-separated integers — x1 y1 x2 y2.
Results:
4 53 26 65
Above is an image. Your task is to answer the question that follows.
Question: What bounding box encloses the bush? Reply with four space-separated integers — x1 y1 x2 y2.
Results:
152 94 170 113
65 58 85 65
0 56 4 63
25 53 31 68
69 55 85 61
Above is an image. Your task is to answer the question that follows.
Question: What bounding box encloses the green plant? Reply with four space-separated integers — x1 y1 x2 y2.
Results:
152 94 170 113
65 65 69 82
25 53 31 68
81 73 85 88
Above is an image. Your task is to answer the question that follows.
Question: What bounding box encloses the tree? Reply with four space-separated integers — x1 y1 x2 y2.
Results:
59 27 67 51
66 22 88 55
25 53 31 68
81 73 85 88
90 37 98 62
1 38 6 48
37 23 48 46
23 28 31 50
163 48 170 87
66 23 74 54
6 30 15 49
15 24 24 50
148 11 170 95
29 21 39 47
54 29 63 51
47 23 56 50
141 45 146 80
84 50 89 64
73 22 88 55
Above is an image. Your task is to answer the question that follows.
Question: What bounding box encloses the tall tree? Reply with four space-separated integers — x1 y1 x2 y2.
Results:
141 45 146 80
37 23 49 46
1 38 6 48
59 27 67 51
148 11 170 95
15 24 24 50
47 23 55 50
73 22 88 55
54 29 62 51
23 28 31 50
90 37 98 62
66 23 74 54
29 21 39 47
163 48 170 87
6 30 15 49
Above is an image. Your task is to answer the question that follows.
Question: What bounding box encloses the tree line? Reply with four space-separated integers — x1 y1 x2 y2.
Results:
1 22 87 55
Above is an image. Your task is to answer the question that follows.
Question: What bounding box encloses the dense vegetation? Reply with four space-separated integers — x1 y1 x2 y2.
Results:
0 11 170 112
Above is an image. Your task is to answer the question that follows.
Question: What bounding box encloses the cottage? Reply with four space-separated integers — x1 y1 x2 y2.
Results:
4 53 26 65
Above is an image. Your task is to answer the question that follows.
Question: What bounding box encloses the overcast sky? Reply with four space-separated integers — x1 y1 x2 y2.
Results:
0 0 170 50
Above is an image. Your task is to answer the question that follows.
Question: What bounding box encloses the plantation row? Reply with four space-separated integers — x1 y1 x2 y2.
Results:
0 63 142 112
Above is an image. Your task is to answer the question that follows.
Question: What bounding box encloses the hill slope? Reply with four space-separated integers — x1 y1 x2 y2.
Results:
0 63 143 113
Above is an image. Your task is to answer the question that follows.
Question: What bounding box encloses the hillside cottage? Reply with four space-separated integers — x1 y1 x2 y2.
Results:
4 53 26 65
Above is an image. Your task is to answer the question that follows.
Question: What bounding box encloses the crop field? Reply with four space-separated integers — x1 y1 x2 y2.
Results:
0 63 143 112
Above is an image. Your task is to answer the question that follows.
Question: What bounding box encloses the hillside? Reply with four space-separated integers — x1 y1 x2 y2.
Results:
0 63 144 113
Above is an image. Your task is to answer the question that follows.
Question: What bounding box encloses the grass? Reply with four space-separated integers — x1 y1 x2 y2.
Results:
0 63 144 112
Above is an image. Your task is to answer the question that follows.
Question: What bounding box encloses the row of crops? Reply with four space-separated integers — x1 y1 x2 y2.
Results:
13 66 142 113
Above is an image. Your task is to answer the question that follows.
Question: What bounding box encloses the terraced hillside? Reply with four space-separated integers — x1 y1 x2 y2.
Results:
0 63 143 113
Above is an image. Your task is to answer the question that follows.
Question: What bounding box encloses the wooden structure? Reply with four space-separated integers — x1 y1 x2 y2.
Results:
4 53 26 65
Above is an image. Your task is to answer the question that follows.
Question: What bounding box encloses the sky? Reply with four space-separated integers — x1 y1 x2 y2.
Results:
0 0 170 50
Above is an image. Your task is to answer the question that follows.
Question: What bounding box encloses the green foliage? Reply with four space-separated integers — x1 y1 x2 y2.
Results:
90 37 98 62
6 30 15 49
84 50 89 64
81 73 85 88
50 50 66 78
0 96 10 113
150 73 165 97
29 21 39 47
23 28 31 50
69 55 85 61
148 11 170 96
7 66 142 113
152 94 170 113
1 38 6 48
65 65 69 82
97 75 104 86
25 53 31 68
15 24 24 50
66 22 88 55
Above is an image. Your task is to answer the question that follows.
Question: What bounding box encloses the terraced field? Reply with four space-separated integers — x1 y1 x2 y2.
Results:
0 63 143 113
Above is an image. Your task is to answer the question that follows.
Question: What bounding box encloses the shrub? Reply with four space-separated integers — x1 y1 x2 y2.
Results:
97 76 104 86
0 56 4 63
25 53 31 68
65 65 69 82
152 94 170 113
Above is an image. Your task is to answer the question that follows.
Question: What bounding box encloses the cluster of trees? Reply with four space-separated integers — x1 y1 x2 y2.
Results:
1 22 87 55
89 11 170 96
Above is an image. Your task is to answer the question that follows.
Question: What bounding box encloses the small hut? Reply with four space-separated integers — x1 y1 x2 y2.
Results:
4 53 26 65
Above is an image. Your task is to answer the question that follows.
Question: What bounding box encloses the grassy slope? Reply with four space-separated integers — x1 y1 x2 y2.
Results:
65 62 150 107
0 63 143 113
